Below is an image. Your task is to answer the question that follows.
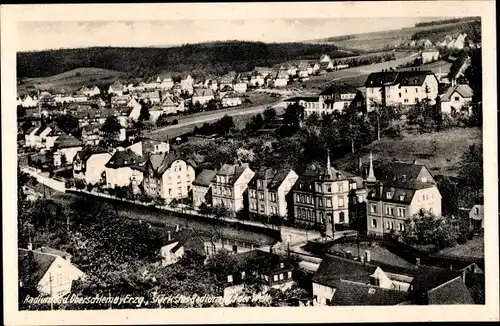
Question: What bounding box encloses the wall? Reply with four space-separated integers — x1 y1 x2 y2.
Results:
37 256 84 298
312 282 334 305
160 160 195 201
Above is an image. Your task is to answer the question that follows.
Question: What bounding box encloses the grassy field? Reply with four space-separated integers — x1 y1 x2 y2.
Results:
334 127 482 177
307 19 479 52
17 67 124 94
438 235 484 259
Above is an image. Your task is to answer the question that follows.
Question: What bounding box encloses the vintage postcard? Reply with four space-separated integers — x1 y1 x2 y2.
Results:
2 1 498 325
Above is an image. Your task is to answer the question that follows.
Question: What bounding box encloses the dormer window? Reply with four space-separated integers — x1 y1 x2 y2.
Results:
280 262 284 269
421 177 427 183
399 193 406 201
386 191 393 199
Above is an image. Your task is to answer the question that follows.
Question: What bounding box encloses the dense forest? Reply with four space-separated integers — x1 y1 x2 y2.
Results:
17 41 352 79
411 20 481 43
414 17 480 28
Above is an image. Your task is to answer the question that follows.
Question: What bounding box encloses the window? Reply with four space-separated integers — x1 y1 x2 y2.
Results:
260 204 265 212
259 192 264 200
415 88 418 93
339 212 345 223
405 89 408 93
251 203 257 210
338 183 344 192
326 185 332 192
475 207 479 214
397 207 406 217
371 219 377 228
241 271 245 279
307 210 311 218
258 180 264 188
399 92 402 98
227 275 233 283
287 271 292 279
338 197 345 207
273 274 278 281
370 204 377 214
269 193 277 202
296 194 301 203
279 273 284 281
454 96 460 101
399 223 405 231
326 199 332 208
319 212 324 222
301 195 305 203
280 262 284 269
385 206 394 216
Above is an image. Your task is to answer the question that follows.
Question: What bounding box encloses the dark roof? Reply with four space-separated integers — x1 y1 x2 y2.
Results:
367 182 417 204
319 61 331 69
440 84 474 101
427 276 475 305
330 280 409 306
320 84 359 97
232 249 293 274
374 161 437 188
105 149 142 169
410 265 464 292
75 145 109 164
312 255 378 287
293 167 350 193
214 164 249 184
54 133 83 149
284 96 319 103
18 248 58 289
268 169 295 190
365 72 399 87
395 70 435 87
249 167 276 187
192 169 217 187
161 228 205 256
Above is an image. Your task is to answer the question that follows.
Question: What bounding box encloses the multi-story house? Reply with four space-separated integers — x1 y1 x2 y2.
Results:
247 167 299 219
233 80 248 93
318 84 364 113
365 155 442 237
140 152 195 202
439 84 473 114
365 70 439 111
192 169 217 208
53 134 84 167
192 88 215 106
180 74 194 94
73 146 112 185
292 153 351 236
108 81 124 96
104 148 144 189
126 138 170 157
211 164 255 214
249 73 266 87
18 245 86 298
421 50 440 64
221 92 242 108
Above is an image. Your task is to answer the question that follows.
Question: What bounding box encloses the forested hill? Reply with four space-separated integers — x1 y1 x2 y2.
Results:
17 41 354 79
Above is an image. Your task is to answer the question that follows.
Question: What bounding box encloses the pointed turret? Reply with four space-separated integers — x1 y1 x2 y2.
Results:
323 149 337 180
366 151 377 183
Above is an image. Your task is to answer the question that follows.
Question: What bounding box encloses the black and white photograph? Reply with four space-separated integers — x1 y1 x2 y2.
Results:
2 1 498 324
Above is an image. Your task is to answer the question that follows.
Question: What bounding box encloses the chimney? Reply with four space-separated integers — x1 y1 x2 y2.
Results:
167 230 172 241
364 250 371 263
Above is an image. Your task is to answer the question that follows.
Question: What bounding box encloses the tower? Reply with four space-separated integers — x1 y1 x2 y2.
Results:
366 151 377 183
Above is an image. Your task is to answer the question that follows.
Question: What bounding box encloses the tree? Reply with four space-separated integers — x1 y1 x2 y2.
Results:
101 117 122 140
206 249 238 281
198 202 213 216
57 114 81 138
263 107 277 123
436 176 459 216
156 113 170 127
215 115 235 137
138 103 150 121
457 144 483 207
401 212 459 249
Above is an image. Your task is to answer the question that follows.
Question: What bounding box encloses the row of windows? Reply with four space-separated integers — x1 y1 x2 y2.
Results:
370 204 406 217
214 198 233 208
296 195 345 208
214 186 233 197
296 209 346 223
249 190 278 202
370 218 405 231
227 271 292 283
298 182 345 193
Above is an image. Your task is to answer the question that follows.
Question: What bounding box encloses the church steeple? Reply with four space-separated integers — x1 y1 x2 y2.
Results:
324 148 336 180
366 151 377 183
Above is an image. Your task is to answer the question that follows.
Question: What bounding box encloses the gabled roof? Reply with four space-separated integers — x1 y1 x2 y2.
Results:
193 88 214 97
54 133 83 149
249 167 276 187
330 280 409 306
410 265 463 293
427 276 475 305
75 145 109 164
312 255 378 287
161 228 205 255
18 248 58 289
320 83 359 97
268 169 294 190
214 164 249 184
367 182 417 204
440 84 474 102
395 70 435 86
232 249 293 274
105 149 142 169
374 162 435 188
192 169 217 187
365 72 399 87
319 61 332 69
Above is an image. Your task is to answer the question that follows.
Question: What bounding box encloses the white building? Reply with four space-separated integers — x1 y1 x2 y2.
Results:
104 149 144 189
365 71 439 111
421 50 440 64
73 146 112 185
439 84 474 114
212 164 255 214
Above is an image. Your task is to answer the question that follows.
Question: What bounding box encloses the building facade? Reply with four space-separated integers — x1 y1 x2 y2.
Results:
212 164 255 214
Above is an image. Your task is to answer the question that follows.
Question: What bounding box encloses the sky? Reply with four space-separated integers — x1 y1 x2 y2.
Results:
17 17 447 52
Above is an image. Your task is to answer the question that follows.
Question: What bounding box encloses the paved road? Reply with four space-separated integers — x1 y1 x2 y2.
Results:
147 100 282 139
